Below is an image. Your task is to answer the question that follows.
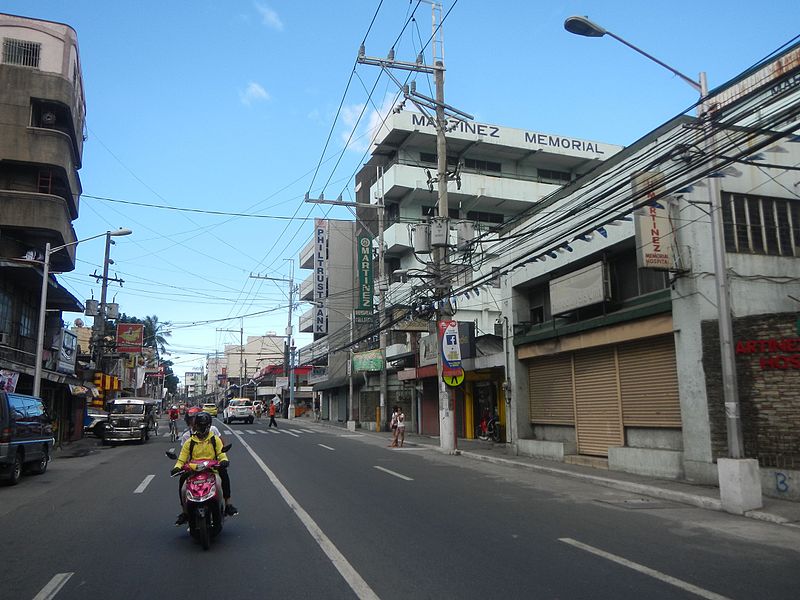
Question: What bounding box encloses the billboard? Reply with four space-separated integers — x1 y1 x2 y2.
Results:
314 219 328 334
357 234 373 311
632 171 675 270
116 323 144 353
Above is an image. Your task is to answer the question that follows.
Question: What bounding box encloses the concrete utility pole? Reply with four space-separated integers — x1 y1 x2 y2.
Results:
90 232 126 376
358 1 472 452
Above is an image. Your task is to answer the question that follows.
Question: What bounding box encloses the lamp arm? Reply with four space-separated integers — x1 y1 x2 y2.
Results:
605 30 702 93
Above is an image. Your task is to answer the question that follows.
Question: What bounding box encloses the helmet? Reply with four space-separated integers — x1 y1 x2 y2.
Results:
171 405 177 410
194 412 212 438
185 406 201 425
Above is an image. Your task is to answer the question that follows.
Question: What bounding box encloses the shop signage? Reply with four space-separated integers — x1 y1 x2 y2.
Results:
357 235 373 311
632 171 674 270
438 320 461 368
56 329 78 375
549 261 607 315
116 323 144 353
276 376 289 389
736 337 800 369
352 349 384 372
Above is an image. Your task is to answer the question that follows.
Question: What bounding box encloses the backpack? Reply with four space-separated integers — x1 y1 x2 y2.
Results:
188 434 219 461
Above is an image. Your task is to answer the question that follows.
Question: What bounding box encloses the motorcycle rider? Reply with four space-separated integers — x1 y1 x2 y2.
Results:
171 412 238 525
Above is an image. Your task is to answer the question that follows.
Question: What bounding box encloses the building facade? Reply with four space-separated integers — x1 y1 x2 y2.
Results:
0 13 86 442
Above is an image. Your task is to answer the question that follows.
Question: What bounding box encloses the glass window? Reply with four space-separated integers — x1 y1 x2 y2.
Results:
722 192 799 257
19 296 35 338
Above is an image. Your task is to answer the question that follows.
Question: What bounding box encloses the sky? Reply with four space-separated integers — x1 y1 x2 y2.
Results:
4 1 799 379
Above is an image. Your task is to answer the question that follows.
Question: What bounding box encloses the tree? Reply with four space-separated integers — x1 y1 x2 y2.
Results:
142 315 171 358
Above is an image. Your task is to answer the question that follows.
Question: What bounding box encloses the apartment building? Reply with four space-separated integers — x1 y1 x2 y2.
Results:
0 13 86 441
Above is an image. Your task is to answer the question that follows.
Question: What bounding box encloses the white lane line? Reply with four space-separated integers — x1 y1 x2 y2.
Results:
245 430 257 434
280 429 300 437
373 466 414 481
232 432 380 600
33 572 74 600
133 474 155 494
341 434 364 438
318 444 335 451
558 538 731 600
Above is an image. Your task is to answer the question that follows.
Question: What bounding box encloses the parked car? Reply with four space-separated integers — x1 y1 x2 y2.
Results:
223 399 254 424
0 391 54 485
103 398 157 444
84 407 108 438
202 403 218 417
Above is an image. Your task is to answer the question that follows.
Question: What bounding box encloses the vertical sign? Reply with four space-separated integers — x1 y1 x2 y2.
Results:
437 320 462 368
314 219 328 334
357 235 373 311
632 171 675 270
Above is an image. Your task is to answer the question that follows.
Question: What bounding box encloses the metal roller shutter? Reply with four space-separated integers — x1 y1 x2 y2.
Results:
573 346 623 457
618 335 681 427
528 355 574 424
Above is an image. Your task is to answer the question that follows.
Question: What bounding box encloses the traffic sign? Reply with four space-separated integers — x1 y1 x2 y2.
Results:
443 367 464 387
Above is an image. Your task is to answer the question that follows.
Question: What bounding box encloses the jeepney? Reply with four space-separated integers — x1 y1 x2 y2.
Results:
103 398 157 444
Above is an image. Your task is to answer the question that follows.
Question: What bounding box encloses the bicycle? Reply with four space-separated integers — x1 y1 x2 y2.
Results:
169 419 179 443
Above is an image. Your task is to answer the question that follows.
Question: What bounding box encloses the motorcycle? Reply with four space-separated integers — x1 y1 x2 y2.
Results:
475 412 502 442
166 444 232 550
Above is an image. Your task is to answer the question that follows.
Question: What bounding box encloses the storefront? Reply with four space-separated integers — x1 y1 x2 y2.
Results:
521 316 681 458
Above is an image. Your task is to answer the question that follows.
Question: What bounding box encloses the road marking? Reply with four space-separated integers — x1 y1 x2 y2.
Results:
133 474 155 494
318 444 335 451
341 434 364 438
280 430 300 437
233 432 379 600
258 430 269 434
558 538 731 600
223 430 233 435
33 572 73 600
300 429 315 433
245 430 257 434
373 466 413 481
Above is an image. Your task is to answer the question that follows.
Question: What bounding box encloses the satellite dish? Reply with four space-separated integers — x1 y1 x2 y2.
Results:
74 318 85 327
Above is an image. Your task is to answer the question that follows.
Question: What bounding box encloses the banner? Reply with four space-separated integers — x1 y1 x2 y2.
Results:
56 329 77 375
116 323 144 353
632 171 675 270
438 320 462 368
0 370 19 393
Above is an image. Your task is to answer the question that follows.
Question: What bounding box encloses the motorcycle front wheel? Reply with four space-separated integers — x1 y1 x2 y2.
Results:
197 516 211 550
491 425 501 443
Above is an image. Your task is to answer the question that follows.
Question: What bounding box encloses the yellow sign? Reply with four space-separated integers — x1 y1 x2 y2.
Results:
443 369 464 387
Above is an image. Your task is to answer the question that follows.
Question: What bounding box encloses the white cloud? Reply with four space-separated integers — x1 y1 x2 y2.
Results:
340 94 396 153
255 3 284 31
240 82 270 105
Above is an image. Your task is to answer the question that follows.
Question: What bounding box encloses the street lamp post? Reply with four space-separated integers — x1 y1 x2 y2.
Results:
33 229 132 397
564 16 761 513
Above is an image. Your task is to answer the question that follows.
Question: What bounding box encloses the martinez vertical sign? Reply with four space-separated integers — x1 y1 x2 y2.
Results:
355 234 374 323
314 219 328 334
632 171 675 270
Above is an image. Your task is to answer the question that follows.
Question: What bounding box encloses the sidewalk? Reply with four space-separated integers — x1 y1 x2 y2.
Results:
310 417 800 529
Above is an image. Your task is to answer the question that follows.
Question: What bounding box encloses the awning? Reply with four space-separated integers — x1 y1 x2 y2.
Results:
0 260 84 312
313 376 365 392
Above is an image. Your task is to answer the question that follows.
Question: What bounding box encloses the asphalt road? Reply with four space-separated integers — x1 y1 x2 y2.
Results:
3 416 800 600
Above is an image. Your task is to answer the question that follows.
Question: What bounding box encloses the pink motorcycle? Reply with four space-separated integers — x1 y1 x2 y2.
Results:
166 445 231 550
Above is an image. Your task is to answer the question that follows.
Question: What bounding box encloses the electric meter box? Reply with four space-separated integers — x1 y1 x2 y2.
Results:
430 217 450 247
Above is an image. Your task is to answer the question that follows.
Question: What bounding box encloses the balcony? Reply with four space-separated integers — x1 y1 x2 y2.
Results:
299 308 314 333
300 237 315 269
386 343 413 360
383 222 413 255
299 338 329 364
299 273 314 300
386 280 420 308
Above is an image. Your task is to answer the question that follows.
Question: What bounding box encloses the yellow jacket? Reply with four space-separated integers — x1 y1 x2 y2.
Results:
174 433 228 470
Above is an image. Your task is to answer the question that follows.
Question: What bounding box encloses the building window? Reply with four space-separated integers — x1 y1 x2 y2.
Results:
463 157 501 173
538 168 572 185
422 205 459 219
722 192 799 257
19 296 36 338
0 284 12 335
2 38 41 68
466 210 505 225
610 252 668 302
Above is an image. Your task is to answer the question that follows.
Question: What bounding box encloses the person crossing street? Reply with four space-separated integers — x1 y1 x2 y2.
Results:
268 400 278 428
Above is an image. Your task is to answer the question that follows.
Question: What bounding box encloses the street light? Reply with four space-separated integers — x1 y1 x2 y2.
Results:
564 16 760 511
33 228 132 397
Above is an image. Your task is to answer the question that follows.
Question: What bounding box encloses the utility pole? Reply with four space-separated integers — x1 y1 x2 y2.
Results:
250 264 297 418
90 232 125 387
358 1 471 452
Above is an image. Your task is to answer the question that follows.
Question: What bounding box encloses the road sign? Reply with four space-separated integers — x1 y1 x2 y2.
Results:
443 367 464 387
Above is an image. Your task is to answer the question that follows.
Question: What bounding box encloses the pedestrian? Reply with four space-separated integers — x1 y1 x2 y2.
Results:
395 407 406 448
313 396 321 422
388 406 399 447
268 400 278 428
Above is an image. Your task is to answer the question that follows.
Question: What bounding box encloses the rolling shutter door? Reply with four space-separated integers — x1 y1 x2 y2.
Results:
528 355 574 424
573 346 623 457
618 335 681 427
